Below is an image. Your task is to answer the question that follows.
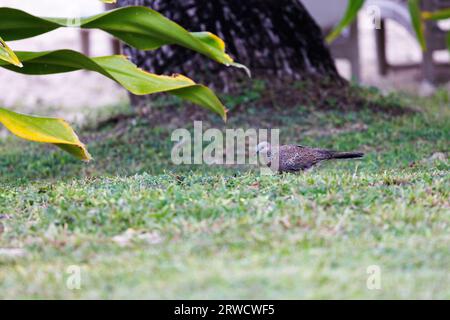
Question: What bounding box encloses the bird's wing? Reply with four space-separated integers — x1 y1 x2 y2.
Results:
277 145 318 171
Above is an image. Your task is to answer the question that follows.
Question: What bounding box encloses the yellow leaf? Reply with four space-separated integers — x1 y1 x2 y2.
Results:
0 107 91 161
0 37 22 67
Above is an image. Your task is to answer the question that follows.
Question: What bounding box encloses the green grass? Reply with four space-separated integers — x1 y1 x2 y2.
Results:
0 86 449 299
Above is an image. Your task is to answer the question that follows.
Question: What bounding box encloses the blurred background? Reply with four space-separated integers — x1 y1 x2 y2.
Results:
0 0 449 122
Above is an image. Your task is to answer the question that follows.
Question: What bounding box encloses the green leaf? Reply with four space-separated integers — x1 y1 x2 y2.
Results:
447 32 450 53
0 50 227 120
0 107 91 161
422 7 450 20
0 6 246 71
408 0 427 51
0 37 22 67
326 0 365 43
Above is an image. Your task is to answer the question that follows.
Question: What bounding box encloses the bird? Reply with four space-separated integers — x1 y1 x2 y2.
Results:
256 141 364 173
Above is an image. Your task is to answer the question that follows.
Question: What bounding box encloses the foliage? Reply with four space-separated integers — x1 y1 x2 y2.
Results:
325 0 365 43
0 108 91 161
0 1 244 160
327 0 450 52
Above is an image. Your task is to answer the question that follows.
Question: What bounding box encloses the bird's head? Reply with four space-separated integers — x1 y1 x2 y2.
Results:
256 141 271 155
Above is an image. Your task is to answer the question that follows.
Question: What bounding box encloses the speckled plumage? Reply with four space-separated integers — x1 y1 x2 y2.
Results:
260 144 364 173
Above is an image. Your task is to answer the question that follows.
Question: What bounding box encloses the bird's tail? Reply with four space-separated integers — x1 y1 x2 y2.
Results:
329 151 364 159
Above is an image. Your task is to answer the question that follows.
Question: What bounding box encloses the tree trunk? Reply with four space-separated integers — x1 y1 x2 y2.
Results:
117 0 343 103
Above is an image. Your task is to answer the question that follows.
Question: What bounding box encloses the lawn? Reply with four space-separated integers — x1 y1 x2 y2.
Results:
0 84 448 299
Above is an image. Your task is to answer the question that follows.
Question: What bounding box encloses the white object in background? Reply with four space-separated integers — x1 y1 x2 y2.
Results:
302 0 348 30
0 0 103 17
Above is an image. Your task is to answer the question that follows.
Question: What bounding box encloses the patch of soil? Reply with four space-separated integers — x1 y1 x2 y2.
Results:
152 78 413 122
258 77 414 114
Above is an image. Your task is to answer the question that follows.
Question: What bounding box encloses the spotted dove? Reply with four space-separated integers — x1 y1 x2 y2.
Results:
256 142 364 173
